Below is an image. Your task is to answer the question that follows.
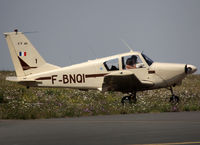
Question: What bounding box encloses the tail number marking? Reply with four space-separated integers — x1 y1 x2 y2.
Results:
52 74 85 84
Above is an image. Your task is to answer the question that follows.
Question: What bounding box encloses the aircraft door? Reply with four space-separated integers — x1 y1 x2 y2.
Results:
121 55 150 81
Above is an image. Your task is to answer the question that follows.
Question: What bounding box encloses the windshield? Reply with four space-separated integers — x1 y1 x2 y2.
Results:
142 53 154 66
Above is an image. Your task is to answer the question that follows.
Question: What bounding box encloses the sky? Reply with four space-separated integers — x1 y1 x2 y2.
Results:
0 0 200 73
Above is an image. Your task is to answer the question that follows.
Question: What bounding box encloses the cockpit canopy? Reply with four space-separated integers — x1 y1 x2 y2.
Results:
103 52 154 71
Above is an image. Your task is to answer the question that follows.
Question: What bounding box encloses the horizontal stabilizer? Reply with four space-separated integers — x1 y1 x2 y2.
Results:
6 76 42 87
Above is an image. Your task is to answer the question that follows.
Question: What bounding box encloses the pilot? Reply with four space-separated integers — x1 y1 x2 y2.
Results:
126 55 137 69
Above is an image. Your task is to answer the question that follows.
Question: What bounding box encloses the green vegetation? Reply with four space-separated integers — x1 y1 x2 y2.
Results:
0 71 200 119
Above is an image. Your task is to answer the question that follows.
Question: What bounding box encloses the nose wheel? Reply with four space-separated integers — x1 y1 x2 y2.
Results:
121 92 137 105
169 87 179 103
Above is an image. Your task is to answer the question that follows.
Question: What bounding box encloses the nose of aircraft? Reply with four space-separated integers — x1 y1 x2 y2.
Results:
185 64 197 74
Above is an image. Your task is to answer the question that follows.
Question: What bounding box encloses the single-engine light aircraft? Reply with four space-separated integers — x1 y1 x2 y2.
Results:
4 30 197 104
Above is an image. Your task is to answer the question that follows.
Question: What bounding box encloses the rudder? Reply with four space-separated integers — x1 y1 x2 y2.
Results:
4 30 59 77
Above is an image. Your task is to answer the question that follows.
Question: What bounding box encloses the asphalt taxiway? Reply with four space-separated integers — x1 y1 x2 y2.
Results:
0 112 200 145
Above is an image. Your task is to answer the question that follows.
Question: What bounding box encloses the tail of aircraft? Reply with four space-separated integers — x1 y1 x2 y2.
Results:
4 30 60 77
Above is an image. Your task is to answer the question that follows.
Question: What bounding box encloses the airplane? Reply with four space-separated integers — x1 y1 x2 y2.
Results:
4 29 197 104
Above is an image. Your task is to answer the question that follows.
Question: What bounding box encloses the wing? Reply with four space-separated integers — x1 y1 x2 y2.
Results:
102 71 154 93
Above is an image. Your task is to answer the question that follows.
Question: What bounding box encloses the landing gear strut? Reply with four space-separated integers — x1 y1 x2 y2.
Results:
169 87 179 103
121 92 137 105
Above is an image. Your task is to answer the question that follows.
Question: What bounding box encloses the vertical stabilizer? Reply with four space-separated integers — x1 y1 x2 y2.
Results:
4 30 59 77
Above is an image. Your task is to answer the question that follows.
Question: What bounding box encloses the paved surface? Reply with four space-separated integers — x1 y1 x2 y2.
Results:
0 112 200 145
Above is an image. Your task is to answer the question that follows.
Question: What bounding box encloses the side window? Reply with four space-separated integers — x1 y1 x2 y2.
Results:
122 55 144 70
104 58 119 71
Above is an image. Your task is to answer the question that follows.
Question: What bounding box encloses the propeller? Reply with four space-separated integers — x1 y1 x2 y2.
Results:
185 64 192 74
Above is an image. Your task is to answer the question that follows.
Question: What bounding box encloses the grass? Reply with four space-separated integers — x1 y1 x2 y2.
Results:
0 71 200 119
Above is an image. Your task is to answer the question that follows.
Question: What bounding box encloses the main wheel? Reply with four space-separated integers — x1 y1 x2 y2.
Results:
169 95 180 103
121 95 131 105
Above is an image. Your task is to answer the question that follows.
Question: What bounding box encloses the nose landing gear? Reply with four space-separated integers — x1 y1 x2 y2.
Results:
169 87 179 103
121 92 137 105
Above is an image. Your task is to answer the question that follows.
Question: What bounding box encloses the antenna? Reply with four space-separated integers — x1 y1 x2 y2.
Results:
120 39 133 52
13 29 39 34
88 44 97 58
22 31 39 34
14 29 18 35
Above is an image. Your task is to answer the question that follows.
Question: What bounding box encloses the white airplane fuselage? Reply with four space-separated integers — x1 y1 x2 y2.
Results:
5 31 197 94
9 51 197 92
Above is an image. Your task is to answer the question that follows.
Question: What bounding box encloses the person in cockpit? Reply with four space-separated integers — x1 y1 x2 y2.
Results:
126 55 137 69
